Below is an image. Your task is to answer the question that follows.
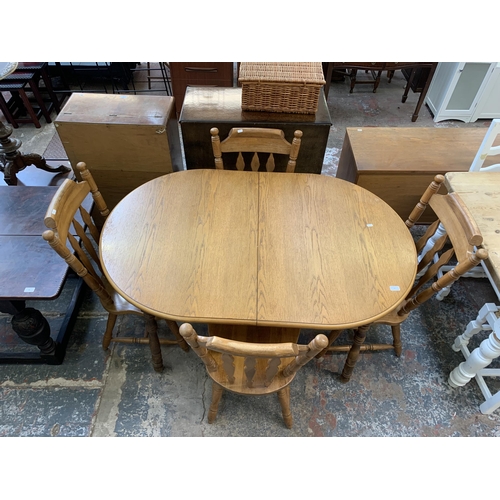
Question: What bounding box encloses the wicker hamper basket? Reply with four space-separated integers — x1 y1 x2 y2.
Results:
238 62 326 114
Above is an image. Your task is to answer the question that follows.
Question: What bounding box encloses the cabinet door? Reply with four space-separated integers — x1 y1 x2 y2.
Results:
471 63 500 121
446 63 494 110
427 63 495 122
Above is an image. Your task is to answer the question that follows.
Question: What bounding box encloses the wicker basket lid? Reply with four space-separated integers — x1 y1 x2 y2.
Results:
239 62 326 85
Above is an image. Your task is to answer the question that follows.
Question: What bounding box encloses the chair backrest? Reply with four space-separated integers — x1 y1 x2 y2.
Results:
469 119 500 172
42 161 114 309
210 127 303 172
399 174 488 316
179 323 328 395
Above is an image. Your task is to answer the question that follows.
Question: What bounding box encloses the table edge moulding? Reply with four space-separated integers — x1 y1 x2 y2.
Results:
99 169 417 333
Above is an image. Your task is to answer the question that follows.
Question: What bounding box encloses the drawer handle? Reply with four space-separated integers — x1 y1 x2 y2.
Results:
184 67 218 73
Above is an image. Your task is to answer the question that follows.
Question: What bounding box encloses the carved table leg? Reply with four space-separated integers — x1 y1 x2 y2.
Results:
2 153 71 185
143 313 164 372
0 302 57 357
0 120 71 185
340 324 371 383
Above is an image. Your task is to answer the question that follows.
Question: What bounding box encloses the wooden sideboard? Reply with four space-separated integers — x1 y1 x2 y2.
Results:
336 126 489 223
179 86 332 174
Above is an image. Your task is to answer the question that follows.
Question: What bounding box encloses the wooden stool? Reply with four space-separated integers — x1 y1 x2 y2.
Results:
0 78 50 128
15 62 65 113
3 71 53 123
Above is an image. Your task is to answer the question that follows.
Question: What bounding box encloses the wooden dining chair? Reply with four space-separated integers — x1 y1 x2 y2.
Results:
179 323 328 428
210 127 303 172
321 174 489 382
42 161 189 372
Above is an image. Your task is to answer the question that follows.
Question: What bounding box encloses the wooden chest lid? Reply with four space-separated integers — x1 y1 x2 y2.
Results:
55 93 174 126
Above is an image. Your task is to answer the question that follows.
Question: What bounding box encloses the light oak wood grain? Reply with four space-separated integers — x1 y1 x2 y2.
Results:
100 169 417 331
444 171 500 292
336 127 492 223
320 174 489 382
257 173 417 328
100 169 259 324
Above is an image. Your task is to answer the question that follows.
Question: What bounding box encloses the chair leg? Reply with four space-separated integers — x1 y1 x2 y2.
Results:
349 69 357 93
0 93 19 128
316 329 343 358
392 324 402 356
165 319 190 352
28 80 52 123
17 90 41 128
144 313 164 372
341 323 371 383
277 385 293 429
208 382 224 423
102 313 117 350
39 66 62 113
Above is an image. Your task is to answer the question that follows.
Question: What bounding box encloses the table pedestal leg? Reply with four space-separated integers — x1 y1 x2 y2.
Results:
341 324 371 383
208 324 300 344
0 301 56 357
0 120 71 185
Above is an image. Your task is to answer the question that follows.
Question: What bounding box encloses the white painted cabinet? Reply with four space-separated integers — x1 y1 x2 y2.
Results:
425 62 500 122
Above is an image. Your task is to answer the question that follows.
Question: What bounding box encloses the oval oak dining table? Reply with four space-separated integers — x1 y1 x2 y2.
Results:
100 169 417 368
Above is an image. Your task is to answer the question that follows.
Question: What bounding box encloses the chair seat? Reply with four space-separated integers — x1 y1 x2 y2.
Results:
3 72 37 81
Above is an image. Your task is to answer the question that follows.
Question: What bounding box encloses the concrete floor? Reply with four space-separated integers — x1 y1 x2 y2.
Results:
1 66 499 437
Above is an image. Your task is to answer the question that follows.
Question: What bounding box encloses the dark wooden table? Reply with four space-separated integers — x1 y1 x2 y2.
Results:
324 62 438 122
179 86 332 174
0 186 91 363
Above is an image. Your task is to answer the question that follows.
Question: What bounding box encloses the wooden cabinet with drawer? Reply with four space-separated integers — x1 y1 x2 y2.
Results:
179 86 332 174
55 93 183 217
170 62 235 114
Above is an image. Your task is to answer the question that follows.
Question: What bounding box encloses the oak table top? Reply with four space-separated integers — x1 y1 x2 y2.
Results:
444 171 500 295
100 169 417 330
